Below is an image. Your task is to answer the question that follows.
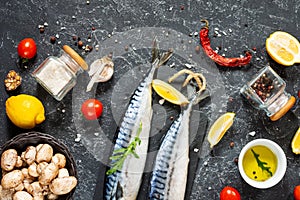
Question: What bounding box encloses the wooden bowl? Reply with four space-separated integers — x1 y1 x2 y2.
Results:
0 132 77 200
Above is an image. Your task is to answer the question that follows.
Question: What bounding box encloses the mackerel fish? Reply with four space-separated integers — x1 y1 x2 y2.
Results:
105 41 173 200
149 90 209 200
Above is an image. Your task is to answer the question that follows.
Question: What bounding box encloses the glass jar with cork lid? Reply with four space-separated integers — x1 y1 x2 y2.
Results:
240 65 296 121
32 45 88 101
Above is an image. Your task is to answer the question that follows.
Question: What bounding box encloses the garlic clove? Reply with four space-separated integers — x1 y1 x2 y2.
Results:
86 56 114 92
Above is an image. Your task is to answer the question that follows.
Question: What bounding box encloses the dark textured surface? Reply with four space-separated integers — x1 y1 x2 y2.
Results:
0 0 300 199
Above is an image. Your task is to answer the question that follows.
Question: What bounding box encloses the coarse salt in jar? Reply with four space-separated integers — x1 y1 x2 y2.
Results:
32 45 88 101
240 65 296 121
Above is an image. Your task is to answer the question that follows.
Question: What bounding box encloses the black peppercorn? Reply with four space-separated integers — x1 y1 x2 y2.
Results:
251 73 274 102
39 27 45 34
234 157 238 164
78 40 83 49
50 36 56 44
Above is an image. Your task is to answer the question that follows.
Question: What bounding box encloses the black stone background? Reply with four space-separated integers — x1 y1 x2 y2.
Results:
0 0 300 199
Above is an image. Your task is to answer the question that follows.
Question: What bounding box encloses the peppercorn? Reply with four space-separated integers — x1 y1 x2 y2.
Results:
72 35 77 41
195 45 200 53
234 157 238 164
78 40 83 49
251 73 274 102
50 36 56 44
4 70 22 91
39 27 45 34
230 141 235 148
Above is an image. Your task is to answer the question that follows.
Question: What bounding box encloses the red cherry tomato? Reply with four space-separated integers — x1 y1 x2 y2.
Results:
17 38 37 59
294 185 300 200
81 99 103 120
220 186 241 200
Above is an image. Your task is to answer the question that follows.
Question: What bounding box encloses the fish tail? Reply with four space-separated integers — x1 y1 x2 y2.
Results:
151 37 173 67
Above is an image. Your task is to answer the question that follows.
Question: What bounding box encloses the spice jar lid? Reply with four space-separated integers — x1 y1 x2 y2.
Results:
62 45 88 70
270 96 296 121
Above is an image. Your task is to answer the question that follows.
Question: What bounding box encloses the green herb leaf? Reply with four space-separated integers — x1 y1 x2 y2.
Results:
106 122 143 175
251 148 273 177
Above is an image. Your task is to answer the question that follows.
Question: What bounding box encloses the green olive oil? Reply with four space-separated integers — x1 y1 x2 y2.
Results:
242 145 277 181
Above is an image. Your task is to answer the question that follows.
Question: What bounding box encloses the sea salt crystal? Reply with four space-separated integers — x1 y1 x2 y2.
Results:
159 99 165 105
248 131 256 136
184 63 193 69
169 62 175 68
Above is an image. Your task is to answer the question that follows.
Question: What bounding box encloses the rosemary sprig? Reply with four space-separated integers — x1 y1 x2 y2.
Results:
106 122 142 175
251 148 273 177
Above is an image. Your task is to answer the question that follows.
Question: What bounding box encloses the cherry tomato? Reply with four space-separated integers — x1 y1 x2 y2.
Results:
17 38 37 59
220 186 241 200
294 185 300 200
81 99 103 120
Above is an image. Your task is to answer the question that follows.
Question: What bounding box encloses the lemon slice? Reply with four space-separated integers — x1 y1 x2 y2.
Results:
152 79 189 105
207 112 235 148
266 31 300 66
291 127 300 154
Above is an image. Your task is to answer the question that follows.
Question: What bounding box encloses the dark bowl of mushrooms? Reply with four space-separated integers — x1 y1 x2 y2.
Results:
0 132 78 200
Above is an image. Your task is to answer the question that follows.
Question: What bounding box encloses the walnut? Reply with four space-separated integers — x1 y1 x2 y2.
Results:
4 70 22 91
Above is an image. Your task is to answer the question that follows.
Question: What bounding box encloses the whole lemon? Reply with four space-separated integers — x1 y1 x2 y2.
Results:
6 94 45 129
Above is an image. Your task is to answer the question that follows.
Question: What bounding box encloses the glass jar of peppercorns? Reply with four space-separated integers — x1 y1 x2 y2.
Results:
240 65 296 121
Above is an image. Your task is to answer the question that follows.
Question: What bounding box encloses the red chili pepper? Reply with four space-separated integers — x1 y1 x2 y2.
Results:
199 19 252 67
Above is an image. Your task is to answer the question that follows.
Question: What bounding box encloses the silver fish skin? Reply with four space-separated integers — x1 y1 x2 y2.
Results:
105 59 159 200
149 94 198 200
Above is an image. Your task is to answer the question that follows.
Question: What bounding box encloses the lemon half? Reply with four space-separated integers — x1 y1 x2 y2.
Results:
266 31 300 66
291 127 300 154
207 112 235 148
152 79 189 106
6 94 45 129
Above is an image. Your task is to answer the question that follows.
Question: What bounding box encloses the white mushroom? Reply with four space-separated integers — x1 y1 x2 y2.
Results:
29 182 43 197
49 176 77 195
36 162 48 175
15 183 24 191
13 191 33 200
1 149 18 171
47 193 58 200
51 153 66 169
1 170 24 189
15 156 23 168
35 144 53 163
0 185 14 200
23 146 37 165
21 168 35 183
57 168 69 178
28 163 39 178
33 195 44 200
38 163 58 186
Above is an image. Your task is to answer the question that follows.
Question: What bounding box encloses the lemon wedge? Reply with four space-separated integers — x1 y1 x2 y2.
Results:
291 127 300 154
207 112 235 148
266 31 300 66
152 79 189 105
